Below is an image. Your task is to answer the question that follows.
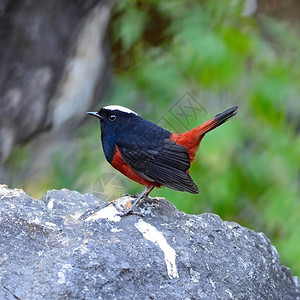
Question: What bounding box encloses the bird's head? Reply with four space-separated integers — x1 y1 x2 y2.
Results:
87 105 139 137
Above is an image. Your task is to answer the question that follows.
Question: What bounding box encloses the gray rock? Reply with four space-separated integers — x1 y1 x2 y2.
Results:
0 0 112 162
0 184 299 300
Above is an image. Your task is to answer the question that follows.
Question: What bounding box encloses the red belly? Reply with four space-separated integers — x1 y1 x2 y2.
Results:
111 146 161 188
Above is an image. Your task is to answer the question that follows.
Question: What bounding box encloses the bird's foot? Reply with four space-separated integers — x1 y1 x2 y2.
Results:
122 192 139 198
117 208 144 217
111 201 144 217
114 186 154 217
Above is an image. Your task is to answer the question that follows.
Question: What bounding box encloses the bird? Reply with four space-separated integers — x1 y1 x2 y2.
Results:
87 104 238 215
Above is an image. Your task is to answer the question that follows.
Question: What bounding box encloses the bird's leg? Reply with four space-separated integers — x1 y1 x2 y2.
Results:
144 186 154 198
114 186 155 216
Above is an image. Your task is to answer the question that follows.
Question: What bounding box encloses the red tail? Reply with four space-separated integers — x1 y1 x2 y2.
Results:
171 106 238 162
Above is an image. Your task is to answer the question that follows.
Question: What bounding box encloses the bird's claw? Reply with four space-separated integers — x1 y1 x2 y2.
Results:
122 192 139 198
115 210 144 217
111 200 144 217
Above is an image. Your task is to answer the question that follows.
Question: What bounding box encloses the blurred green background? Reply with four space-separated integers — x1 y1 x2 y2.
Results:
4 1 300 276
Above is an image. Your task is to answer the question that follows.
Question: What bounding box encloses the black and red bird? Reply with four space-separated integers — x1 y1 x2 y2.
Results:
87 105 238 215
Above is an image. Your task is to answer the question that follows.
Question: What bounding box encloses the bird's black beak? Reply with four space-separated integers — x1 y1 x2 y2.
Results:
86 112 102 120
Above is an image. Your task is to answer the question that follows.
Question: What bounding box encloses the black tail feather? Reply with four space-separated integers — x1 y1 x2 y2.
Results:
206 106 238 133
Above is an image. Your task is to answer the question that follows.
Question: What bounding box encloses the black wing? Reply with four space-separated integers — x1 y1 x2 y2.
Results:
117 137 199 194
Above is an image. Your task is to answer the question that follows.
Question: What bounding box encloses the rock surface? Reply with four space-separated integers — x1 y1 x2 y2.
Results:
0 184 299 300
0 0 111 162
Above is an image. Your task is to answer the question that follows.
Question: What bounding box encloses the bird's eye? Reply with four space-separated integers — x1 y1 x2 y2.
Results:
109 114 116 121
